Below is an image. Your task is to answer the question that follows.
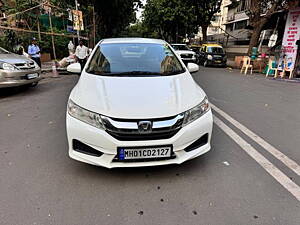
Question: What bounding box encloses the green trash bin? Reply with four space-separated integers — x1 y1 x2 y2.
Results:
251 47 258 60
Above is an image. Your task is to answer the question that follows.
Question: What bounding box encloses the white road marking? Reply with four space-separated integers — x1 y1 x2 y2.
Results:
211 103 300 177
214 115 300 201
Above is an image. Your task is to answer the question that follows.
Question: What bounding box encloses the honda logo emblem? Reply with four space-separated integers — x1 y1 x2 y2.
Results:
138 121 152 134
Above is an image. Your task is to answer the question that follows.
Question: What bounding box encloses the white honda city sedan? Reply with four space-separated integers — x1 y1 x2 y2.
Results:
66 38 213 168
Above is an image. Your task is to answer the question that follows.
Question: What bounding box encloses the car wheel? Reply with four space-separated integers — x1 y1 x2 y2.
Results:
30 82 39 87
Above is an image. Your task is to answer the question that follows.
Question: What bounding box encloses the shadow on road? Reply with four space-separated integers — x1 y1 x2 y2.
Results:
67 151 213 182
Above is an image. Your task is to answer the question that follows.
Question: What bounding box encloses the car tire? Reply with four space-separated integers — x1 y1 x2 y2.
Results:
30 82 39 87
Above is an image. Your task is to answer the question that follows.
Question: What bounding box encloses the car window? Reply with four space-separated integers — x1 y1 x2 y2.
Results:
171 45 190 51
86 43 185 76
0 47 9 54
207 47 224 54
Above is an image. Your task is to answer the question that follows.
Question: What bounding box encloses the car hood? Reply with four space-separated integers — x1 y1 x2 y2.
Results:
70 72 206 119
175 50 195 55
0 53 33 64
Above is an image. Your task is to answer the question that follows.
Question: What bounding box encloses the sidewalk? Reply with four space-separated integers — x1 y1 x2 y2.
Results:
41 61 53 73
225 59 300 83
41 61 68 74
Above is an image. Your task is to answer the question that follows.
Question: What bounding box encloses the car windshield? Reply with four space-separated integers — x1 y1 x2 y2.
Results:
86 43 185 76
207 47 224 54
171 45 190 51
0 47 9 54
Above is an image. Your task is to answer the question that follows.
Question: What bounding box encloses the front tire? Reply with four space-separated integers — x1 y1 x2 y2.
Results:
30 82 39 87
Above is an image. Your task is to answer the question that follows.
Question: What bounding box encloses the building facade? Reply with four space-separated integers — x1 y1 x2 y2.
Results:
196 0 231 40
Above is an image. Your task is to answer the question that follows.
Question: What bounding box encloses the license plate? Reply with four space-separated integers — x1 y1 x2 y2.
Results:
117 146 172 161
27 73 38 79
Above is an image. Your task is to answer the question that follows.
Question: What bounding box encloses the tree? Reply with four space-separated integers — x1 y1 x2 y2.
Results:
82 0 141 39
120 22 160 38
142 0 197 42
188 0 223 42
246 0 287 54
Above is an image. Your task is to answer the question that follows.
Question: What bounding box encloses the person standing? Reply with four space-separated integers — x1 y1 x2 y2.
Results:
75 40 89 71
68 40 75 55
28 37 41 68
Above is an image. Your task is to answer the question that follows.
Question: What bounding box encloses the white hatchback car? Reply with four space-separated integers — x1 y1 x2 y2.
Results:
66 38 213 168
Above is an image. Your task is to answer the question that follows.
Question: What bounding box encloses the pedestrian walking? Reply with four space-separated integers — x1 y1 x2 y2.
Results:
28 37 41 68
75 40 89 72
68 40 75 55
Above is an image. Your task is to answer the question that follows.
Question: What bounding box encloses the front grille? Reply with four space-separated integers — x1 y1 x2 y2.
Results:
181 54 193 59
107 129 180 141
14 62 35 70
102 114 184 141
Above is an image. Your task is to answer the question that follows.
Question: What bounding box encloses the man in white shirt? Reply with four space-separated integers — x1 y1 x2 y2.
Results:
75 40 89 71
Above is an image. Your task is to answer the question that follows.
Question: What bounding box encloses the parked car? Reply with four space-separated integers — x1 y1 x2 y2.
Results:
199 44 227 67
189 44 202 64
171 44 197 64
66 38 213 168
0 47 41 88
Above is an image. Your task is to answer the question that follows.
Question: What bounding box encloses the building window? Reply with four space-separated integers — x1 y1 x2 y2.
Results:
212 15 220 22
235 20 248 30
237 0 250 12
226 23 234 32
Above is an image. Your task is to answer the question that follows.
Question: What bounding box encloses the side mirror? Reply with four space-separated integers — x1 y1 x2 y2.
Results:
67 63 81 74
187 63 199 73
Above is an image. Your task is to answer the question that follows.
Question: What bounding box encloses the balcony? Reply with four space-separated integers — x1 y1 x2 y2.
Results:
227 14 235 22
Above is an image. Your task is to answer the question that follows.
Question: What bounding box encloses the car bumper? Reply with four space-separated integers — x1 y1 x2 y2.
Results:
207 59 227 66
0 68 41 88
66 110 213 168
181 58 197 63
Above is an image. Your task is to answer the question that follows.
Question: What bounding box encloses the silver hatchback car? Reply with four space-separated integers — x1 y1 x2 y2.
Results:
0 47 41 88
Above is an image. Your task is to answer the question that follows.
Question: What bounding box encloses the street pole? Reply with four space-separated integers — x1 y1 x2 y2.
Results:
75 0 80 43
93 6 96 47
48 11 56 60
37 18 41 41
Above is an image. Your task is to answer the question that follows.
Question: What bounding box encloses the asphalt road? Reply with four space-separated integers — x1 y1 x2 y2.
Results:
0 68 299 225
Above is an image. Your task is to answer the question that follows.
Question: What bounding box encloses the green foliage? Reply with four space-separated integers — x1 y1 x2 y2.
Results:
140 0 222 42
0 30 19 51
120 22 160 39
38 28 71 59
142 0 197 42
81 0 141 39
1 0 141 58
187 0 222 42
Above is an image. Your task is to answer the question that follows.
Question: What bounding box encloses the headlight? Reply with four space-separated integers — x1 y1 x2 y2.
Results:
183 97 210 126
67 99 105 129
207 55 213 60
0 62 18 71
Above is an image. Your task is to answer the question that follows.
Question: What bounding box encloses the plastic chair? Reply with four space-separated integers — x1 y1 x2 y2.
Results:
240 56 253 75
282 58 293 79
266 59 278 77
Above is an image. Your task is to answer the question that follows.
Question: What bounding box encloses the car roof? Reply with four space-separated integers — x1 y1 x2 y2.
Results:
100 38 166 45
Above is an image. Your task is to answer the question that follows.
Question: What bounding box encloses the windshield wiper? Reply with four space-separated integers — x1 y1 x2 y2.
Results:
89 71 162 76
87 70 185 76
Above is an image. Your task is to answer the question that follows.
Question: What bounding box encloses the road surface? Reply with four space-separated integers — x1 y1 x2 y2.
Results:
0 68 299 225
